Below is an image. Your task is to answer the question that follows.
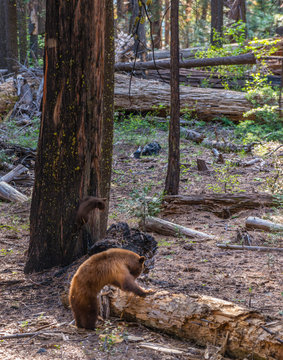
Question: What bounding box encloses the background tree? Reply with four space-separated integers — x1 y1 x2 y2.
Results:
0 0 7 68
151 0 162 49
211 0 224 45
165 0 170 47
165 0 180 195
17 0 28 64
4 0 18 72
129 0 147 60
25 0 114 273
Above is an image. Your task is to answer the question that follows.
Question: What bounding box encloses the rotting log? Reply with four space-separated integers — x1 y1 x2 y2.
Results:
0 181 28 202
246 216 283 233
108 290 283 360
114 74 253 121
115 53 256 72
0 164 29 183
162 193 282 219
142 216 215 240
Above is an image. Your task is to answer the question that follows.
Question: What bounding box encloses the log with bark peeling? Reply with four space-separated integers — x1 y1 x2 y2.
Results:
107 290 283 359
246 216 283 233
216 243 283 252
142 216 215 240
114 74 253 121
162 193 282 218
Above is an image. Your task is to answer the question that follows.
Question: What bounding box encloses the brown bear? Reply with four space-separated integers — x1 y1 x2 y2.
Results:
69 248 151 329
75 196 106 228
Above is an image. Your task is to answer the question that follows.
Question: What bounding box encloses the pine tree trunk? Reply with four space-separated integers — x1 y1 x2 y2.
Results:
17 0 28 64
211 0 223 45
0 0 7 68
25 0 113 273
151 0 162 49
165 0 180 195
28 0 38 62
164 0 170 47
5 0 18 72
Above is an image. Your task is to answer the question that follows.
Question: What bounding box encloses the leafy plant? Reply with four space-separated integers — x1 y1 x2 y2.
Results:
207 164 245 193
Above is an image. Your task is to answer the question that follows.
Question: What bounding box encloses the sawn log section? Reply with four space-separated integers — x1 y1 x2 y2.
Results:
114 74 253 121
108 290 283 359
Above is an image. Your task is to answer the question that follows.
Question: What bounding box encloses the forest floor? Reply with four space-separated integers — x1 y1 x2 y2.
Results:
0 117 282 359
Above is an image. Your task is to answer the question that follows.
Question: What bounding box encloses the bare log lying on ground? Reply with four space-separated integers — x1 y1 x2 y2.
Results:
142 216 215 240
163 193 282 218
180 127 256 153
115 53 256 72
216 243 283 252
108 290 283 359
246 216 283 233
114 74 253 121
0 164 29 183
0 181 28 202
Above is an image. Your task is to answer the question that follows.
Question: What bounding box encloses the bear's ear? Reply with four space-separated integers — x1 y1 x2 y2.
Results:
139 256 145 264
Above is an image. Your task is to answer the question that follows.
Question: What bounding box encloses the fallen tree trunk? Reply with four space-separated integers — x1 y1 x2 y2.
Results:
0 164 29 183
216 243 283 252
114 74 253 121
142 216 215 240
108 290 283 360
162 193 282 218
115 53 256 72
245 216 283 233
0 181 28 202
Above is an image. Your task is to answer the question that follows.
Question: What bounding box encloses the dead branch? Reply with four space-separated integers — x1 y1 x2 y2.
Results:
216 243 283 252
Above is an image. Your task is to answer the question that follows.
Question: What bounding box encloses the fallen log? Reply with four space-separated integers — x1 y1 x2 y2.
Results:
114 74 253 121
216 243 283 252
108 290 283 360
0 181 28 202
115 53 256 72
245 216 283 233
0 164 29 183
180 127 256 152
162 193 282 218
142 216 215 240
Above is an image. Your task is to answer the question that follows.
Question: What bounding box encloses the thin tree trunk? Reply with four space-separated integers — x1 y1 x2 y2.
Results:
99 0 114 239
28 0 38 62
0 0 7 68
211 0 223 45
5 0 18 72
201 0 209 20
129 0 146 60
165 0 180 195
151 0 162 49
25 0 112 273
17 0 28 64
164 0 170 47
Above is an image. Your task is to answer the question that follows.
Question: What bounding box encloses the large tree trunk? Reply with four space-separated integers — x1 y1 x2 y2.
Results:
5 0 18 72
108 290 283 360
165 0 180 195
25 0 113 273
114 74 253 121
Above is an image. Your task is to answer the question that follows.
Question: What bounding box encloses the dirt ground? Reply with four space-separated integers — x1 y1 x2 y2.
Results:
0 125 282 359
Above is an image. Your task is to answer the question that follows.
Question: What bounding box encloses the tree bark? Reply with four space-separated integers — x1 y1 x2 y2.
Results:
114 74 253 121
114 52 256 71
151 0 162 49
164 0 170 47
162 193 281 218
25 0 113 273
0 0 7 68
165 0 180 195
17 0 28 64
211 0 223 46
28 0 39 62
5 0 18 72
108 290 283 360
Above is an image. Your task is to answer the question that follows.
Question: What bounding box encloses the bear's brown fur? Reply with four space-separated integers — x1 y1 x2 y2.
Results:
75 196 106 228
69 248 150 329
